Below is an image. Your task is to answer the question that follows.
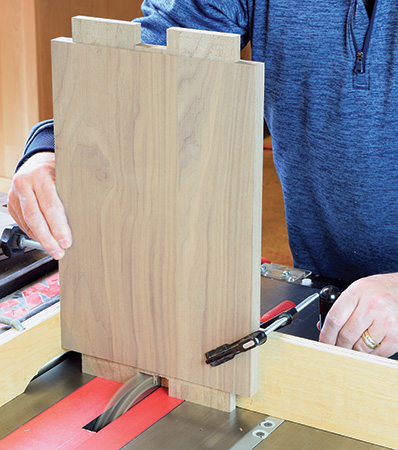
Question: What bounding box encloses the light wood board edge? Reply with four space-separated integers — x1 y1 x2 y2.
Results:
236 332 398 449
82 354 235 412
168 378 236 412
70 16 242 62
72 15 141 50
0 305 63 407
167 27 241 62
82 354 139 384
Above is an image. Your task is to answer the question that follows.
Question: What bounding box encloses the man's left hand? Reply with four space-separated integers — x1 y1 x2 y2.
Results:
319 273 398 357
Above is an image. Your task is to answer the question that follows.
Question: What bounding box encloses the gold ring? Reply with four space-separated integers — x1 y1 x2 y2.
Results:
361 329 379 350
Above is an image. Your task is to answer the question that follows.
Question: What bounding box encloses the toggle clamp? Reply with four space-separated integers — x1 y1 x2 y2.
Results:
205 286 340 367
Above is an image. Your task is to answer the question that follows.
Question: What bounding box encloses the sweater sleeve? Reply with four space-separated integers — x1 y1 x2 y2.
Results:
16 120 55 172
17 1 250 171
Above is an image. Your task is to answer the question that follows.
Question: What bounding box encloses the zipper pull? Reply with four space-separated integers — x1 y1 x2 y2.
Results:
355 51 365 73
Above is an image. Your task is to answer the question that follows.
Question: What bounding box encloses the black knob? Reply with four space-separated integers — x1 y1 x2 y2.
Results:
319 285 341 329
0 225 27 258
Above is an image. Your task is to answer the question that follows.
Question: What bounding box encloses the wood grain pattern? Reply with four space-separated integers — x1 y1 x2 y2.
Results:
72 16 141 49
237 333 398 449
81 353 236 411
0 305 63 407
167 27 241 62
168 378 236 412
53 18 264 397
82 354 139 384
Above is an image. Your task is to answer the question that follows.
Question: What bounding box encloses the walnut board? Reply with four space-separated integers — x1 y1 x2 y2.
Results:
53 17 264 397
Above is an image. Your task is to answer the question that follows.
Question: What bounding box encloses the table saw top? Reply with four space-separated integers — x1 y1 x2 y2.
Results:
0 351 389 449
0 276 393 449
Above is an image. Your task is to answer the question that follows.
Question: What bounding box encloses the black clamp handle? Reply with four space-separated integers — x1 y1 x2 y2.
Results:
205 307 298 367
0 225 29 258
205 286 341 368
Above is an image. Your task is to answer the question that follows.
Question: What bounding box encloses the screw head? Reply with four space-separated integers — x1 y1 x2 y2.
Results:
253 430 266 439
262 420 274 428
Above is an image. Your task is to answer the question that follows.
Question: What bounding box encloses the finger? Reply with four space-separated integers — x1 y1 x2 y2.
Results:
335 305 373 349
8 152 71 259
371 316 398 357
34 182 72 250
7 187 37 240
372 336 398 357
319 294 359 346
18 187 65 259
10 167 48 243
353 323 385 354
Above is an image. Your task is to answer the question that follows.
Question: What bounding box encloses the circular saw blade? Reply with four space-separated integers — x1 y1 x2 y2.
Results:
93 373 161 432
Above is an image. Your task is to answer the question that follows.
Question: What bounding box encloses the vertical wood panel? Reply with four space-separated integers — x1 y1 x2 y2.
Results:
0 0 39 179
54 21 263 397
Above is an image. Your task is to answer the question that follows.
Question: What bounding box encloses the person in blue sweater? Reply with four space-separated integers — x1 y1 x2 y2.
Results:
7 0 398 357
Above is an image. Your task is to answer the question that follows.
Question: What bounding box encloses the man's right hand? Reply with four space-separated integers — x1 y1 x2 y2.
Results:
7 152 72 260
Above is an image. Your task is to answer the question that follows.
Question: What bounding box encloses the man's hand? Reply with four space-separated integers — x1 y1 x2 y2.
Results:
7 152 72 260
319 273 398 357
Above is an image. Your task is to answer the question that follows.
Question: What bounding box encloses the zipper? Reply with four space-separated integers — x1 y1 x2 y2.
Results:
355 51 364 73
349 0 379 75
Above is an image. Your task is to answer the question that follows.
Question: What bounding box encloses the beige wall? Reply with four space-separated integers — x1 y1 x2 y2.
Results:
0 0 39 180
